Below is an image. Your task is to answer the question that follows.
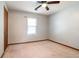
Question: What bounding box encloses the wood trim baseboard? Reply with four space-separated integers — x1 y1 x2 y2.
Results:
1 51 5 58
48 39 79 51
9 39 79 51
0 46 8 58
2 39 78 58
9 39 49 45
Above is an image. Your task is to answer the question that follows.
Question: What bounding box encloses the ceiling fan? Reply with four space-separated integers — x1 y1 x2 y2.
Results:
35 1 60 11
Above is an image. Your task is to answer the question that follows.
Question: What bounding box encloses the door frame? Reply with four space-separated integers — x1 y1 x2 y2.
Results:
4 7 8 51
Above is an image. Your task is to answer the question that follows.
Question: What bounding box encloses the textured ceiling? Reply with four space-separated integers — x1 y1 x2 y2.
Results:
6 1 79 15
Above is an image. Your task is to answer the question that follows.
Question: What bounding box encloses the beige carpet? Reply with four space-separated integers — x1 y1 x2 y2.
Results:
3 40 79 58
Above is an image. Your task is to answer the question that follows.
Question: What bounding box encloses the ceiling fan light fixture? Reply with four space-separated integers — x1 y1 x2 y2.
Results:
42 3 47 7
35 1 60 11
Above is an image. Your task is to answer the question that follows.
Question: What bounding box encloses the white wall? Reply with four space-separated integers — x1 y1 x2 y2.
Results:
0 2 4 57
8 10 49 44
8 2 79 49
49 4 79 49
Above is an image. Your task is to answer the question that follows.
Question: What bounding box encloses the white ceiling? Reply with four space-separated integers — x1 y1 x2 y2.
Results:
6 1 79 15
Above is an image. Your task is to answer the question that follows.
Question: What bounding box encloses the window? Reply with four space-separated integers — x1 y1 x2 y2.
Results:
27 18 37 34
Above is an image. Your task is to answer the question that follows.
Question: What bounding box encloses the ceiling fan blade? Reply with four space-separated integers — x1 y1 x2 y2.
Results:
47 1 60 4
35 5 42 10
45 6 49 11
37 1 47 3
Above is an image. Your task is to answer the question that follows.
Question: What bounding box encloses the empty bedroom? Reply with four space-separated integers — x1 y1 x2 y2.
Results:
0 0 79 58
